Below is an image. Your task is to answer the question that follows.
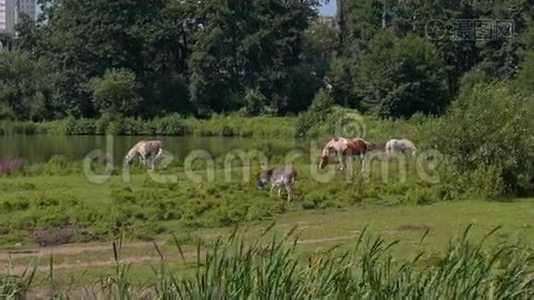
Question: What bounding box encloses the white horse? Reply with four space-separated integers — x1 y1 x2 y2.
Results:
385 139 417 157
124 140 163 171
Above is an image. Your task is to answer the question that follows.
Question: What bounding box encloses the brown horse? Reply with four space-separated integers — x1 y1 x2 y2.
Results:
318 137 371 171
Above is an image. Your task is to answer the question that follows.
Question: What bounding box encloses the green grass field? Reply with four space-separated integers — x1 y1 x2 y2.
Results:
0 159 533 297
1 200 533 296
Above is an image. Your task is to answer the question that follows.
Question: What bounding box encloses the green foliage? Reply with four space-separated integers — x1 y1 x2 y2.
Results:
431 84 534 195
0 269 35 299
242 88 268 116
327 55 358 107
153 227 533 299
510 50 534 96
0 50 52 121
188 0 320 115
358 32 449 117
89 69 142 117
0 115 297 137
4 0 534 121
458 67 491 97
295 88 334 137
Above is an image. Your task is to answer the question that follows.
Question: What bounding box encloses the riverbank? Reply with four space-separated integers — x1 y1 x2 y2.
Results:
0 114 298 137
0 108 425 141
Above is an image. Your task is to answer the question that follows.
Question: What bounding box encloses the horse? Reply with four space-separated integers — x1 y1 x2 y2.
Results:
124 140 164 171
385 138 417 157
256 165 297 202
318 137 371 171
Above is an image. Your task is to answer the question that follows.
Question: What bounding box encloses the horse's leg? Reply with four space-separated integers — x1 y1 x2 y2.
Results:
269 184 275 196
287 186 292 202
150 153 156 171
360 153 365 173
155 148 163 160
338 152 346 171
288 184 295 202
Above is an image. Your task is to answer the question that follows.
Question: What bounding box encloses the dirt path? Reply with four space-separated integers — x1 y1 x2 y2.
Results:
0 240 164 260
0 235 358 274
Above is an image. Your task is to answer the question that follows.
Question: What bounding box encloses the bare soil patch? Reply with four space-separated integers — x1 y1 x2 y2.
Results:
395 225 430 232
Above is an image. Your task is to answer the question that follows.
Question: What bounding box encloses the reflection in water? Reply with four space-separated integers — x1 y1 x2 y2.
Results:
0 136 300 164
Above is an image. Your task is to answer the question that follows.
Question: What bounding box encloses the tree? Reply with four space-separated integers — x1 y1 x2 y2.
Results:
89 69 141 117
0 51 52 120
358 32 449 117
23 0 169 117
189 0 320 116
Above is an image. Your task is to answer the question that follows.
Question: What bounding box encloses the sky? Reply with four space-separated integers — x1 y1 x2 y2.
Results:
319 1 337 16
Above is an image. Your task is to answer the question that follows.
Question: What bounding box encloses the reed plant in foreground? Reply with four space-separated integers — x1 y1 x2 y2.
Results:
144 225 533 299
0 261 36 299
8 225 534 299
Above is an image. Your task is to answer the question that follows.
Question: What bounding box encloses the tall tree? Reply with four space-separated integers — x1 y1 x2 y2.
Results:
189 0 320 116
358 32 449 117
0 51 52 120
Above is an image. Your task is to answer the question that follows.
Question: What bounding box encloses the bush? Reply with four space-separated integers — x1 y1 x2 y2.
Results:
44 155 74 175
431 84 534 195
243 88 268 116
295 88 334 137
89 69 142 117
152 114 188 136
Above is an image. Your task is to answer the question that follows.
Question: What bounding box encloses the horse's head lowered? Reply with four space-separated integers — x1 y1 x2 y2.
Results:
318 146 335 169
318 155 329 169
256 169 273 190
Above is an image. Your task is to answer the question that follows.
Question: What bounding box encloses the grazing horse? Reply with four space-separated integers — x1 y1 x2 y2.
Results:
385 138 417 157
124 140 163 171
318 137 371 171
256 165 297 202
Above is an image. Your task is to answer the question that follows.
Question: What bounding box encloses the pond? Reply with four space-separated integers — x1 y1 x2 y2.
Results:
0 135 308 163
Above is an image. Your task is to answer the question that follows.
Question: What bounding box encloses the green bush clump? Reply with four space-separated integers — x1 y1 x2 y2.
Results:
295 88 333 137
430 84 534 196
152 114 188 136
43 155 77 175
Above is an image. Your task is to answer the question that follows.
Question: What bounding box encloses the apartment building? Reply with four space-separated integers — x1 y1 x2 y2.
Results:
0 0 35 33
0 0 9 32
17 0 36 20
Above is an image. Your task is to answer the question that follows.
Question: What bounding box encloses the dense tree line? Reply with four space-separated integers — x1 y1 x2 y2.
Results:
1 0 534 121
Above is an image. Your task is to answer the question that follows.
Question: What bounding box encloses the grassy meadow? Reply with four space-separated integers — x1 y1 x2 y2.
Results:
0 105 533 297
0 157 533 297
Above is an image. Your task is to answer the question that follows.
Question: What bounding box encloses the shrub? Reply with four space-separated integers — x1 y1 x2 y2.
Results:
431 84 534 195
89 68 142 117
243 88 268 116
152 114 188 136
295 88 334 137
44 155 73 175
